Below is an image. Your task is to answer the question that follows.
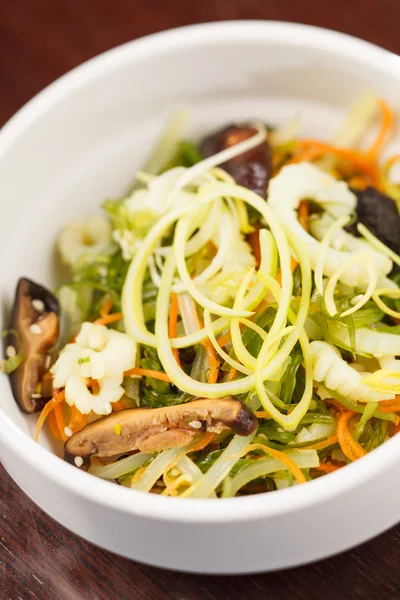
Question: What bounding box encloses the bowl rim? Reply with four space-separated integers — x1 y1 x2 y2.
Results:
1 20 400 524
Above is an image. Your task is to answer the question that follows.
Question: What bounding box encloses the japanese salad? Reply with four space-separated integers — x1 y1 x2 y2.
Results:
3 92 400 498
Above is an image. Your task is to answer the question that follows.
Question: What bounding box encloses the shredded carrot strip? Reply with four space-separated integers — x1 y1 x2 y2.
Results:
131 466 147 486
383 153 400 187
169 294 181 367
254 410 271 419
207 240 218 256
247 223 262 268
207 365 219 384
286 147 322 166
93 312 122 326
298 200 309 232
276 256 298 285
218 330 232 348
47 410 63 440
179 296 220 383
188 432 215 454
302 435 338 450
35 390 66 441
227 367 237 381
337 411 366 461
367 99 395 157
312 462 343 474
112 400 126 412
53 402 68 442
193 312 220 384
100 296 113 317
348 175 370 189
378 401 400 413
88 377 100 394
245 443 307 484
296 140 379 184
123 367 172 382
68 405 88 433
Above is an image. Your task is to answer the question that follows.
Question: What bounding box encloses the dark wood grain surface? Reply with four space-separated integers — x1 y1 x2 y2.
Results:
1 1 400 598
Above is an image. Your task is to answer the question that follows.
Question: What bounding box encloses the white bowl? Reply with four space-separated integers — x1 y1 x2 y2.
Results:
1 21 400 574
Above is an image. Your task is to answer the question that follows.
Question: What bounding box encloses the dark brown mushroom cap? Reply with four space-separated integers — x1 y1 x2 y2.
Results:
346 186 400 257
64 397 257 470
200 124 272 198
7 277 59 413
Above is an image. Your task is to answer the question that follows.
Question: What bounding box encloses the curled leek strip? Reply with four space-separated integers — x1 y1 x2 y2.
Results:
230 269 260 370
181 432 256 498
255 231 313 430
174 212 253 319
172 202 236 293
357 222 400 268
372 288 400 320
122 204 200 346
204 309 253 376
324 253 377 317
230 229 280 370
314 215 351 297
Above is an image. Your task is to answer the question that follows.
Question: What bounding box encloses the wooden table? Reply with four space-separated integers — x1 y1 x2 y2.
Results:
1 1 400 598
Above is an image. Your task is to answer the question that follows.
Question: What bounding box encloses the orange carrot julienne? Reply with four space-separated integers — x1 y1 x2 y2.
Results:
276 256 298 285
53 402 68 442
47 410 63 441
246 443 307 484
193 312 220 383
68 405 88 433
378 401 400 413
217 330 232 348
188 432 215 454
112 400 127 412
296 140 379 184
93 312 123 326
207 365 219 384
254 410 271 419
100 296 113 317
131 466 147 486
35 390 65 441
298 200 309 232
312 462 343 474
169 294 181 367
88 378 100 394
302 435 338 451
337 411 366 461
348 175 370 190
367 99 395 157
227 367 237 381
181 295 220 383
247 223 262 268
207 240 218 256
123 367 172 383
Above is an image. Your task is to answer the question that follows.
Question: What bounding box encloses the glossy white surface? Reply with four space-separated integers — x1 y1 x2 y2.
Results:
0 21 400 573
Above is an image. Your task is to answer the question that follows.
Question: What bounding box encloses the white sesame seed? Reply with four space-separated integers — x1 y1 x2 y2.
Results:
98 267 107 278
170 468 180 477
5 345 16 358
29 324 42 335
31 393 42 399
45 355 51 369
64 427 73 437
74 456 84 468
188 420 202 429
31 299 45 312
